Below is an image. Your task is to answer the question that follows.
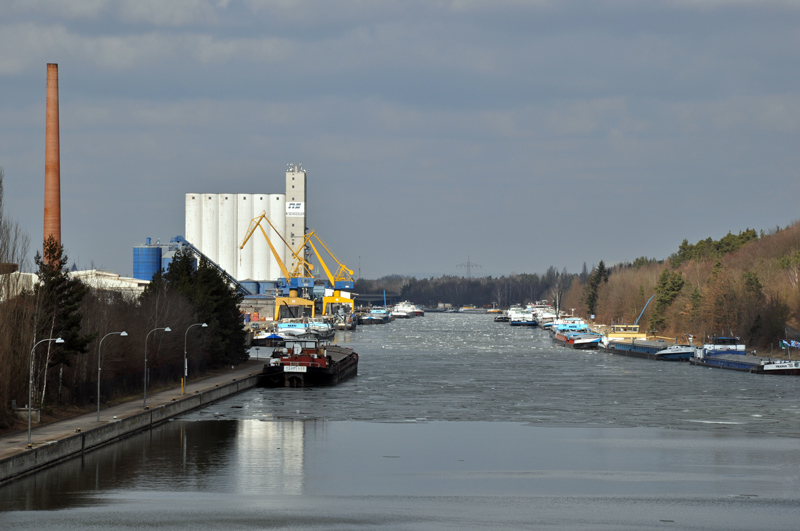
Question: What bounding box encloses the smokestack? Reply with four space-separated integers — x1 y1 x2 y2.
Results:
44 63 61 251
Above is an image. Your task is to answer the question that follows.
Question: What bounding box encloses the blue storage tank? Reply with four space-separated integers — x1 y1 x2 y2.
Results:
133 242 162 281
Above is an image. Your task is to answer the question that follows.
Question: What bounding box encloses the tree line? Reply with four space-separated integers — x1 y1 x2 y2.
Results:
355 266 574 308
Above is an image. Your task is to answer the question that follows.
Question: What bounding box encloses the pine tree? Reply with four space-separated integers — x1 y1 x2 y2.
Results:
649 269 685 332
584 261 608 316
32 236 95 405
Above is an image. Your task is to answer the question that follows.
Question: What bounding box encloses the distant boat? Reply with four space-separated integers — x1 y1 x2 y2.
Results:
493 311 510 322
392 301 418 319
508 306 536 326
359 308 392 324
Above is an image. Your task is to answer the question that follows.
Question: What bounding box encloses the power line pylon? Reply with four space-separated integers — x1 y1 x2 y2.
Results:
457 256 481 279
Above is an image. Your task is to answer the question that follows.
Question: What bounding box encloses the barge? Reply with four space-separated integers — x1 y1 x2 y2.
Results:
259 334 359 387
605 339 695 361
690 337 800 374
552 319 602 349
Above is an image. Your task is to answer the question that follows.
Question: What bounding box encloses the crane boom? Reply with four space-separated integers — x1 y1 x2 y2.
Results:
312 232 354 284
239 212 292 279
239 211 316 321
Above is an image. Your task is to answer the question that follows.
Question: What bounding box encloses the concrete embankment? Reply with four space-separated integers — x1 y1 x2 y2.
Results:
0 364 260 486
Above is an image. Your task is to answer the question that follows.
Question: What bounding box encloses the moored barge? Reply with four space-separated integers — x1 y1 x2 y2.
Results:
259 334 359 387
605 339 695 361
690 337 800 374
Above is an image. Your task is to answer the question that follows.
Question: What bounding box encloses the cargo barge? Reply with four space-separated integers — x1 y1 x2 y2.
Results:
604 339 695 361
690 337 800 374
259 334 359 387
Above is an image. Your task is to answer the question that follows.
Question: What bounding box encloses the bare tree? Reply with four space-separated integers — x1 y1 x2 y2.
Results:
0 167 32 427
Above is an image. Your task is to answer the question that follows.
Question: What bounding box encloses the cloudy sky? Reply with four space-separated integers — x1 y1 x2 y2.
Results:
1 0 798 280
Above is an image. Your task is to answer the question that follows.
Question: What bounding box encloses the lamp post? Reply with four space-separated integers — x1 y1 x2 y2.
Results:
29 337 64 446
97 331 127 422
144 326 171 409
183 323 207 394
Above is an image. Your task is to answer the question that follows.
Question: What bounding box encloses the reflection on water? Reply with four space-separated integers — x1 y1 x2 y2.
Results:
3 420 800 529
3 314 800 529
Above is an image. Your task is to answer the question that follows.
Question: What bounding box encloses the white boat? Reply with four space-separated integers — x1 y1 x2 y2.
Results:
392 301 418 319
508 306 536 326
360 308 392 324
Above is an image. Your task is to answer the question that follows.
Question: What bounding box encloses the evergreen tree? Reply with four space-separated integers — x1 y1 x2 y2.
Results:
191 259 248 365
153 250 248 367
584 261 608 316
649 269 685 332
32 236 95 404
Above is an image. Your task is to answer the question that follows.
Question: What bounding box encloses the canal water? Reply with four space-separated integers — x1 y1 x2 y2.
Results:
3 313 800 529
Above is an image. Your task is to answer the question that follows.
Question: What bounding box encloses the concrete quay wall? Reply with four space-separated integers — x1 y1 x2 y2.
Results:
0 375 259 485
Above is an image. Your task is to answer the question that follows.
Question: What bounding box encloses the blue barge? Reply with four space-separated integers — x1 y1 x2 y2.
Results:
604 338 695 361
690 337 800 374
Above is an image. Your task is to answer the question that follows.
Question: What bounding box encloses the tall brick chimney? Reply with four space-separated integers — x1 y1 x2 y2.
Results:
44 63 61 252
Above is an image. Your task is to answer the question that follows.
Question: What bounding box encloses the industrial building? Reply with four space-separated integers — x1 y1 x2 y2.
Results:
132 164 307 285
185 163 307 283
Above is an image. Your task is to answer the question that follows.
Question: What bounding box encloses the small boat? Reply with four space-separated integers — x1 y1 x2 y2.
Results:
653 344 697 361
392 301 418 319
259 334 359 387
359 308 392 324
689 337 800 374
493 311 510 322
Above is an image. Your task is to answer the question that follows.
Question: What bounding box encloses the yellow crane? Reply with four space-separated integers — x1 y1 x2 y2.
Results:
240 212 315 321
300 230 357 317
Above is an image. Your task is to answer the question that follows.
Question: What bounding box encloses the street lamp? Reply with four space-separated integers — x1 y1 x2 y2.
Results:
182 323 207 394
97 331 127 422
29 337 64 446
144 326 171 409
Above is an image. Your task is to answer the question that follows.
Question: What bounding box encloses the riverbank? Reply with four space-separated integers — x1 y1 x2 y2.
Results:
0 360 262 486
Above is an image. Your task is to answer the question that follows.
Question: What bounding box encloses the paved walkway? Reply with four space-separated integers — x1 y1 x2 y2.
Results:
0 360 263 462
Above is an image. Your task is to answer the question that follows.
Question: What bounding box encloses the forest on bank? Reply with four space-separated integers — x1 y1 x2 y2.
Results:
359 223 800 349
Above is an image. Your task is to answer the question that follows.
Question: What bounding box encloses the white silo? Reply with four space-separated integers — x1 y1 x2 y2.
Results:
236 194 254 281
251 194 270 280
201 194 219 264
185 193 203 249
269 194 287 278
218 194 237 277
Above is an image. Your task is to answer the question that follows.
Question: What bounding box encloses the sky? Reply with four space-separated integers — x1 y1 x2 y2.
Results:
1 0 799 280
